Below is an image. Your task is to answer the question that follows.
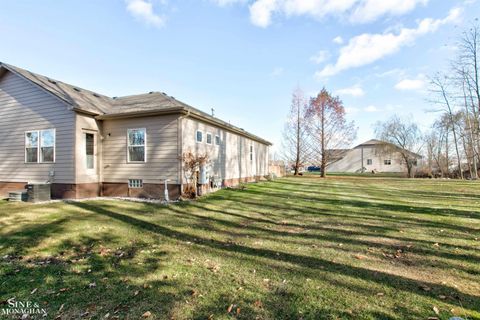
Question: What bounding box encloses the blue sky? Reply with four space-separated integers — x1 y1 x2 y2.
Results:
1 0 478 154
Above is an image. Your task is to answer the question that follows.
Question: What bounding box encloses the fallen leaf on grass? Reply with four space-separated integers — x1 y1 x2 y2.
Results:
254 300 263 308
30 288 37 294
433 306 440 315
227 304 234 313
376 293 384 297
420 285 431 292
142 311 152 318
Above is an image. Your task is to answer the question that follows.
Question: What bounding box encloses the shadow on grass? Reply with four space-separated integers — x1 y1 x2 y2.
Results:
68 201 480 315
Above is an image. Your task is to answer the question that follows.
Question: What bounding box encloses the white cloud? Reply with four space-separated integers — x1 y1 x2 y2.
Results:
216 0 430 27
310 50 329 64
394 74 427 91
364 105 379 112
126 0 165 28
349 0 429 23
335 85 365 97
316 8 461 78
333 36 344 44
270 67 284 77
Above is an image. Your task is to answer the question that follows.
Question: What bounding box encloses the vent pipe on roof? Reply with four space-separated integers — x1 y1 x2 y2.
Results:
211 108 215 117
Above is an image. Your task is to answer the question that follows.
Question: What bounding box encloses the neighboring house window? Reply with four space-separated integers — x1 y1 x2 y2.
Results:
85 133 94 169
127 128 146 162
250 145 253 161
367 159 372 165
25 129 55 163
215 135 220 146
206 133 212 145
384 159 392 165
196 130 203 143
128 179 143 188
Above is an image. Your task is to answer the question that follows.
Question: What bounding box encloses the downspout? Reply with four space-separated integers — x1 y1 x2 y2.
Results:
178 110 191 191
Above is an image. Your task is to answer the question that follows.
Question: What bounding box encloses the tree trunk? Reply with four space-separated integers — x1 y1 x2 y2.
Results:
320 105 326 178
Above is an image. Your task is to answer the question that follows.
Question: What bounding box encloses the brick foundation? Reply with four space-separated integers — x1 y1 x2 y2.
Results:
51 183 101 199
222 176 263 187
102 183 181 200
0 181 28 199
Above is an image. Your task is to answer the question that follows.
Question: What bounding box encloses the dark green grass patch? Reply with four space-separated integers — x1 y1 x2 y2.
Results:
0 177 479 319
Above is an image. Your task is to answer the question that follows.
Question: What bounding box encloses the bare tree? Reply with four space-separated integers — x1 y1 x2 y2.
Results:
374 115 422 178
306 88 357 178
430 74 464 179
282 88 309 175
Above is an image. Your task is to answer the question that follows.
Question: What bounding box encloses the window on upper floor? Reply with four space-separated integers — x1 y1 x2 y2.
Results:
215 135 221 146
196 130 203 143
127 128 146 162
250 145 253 161
206 132 212 145
25 129 55 163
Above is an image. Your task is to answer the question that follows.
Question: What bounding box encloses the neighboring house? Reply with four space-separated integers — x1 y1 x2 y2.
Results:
327 139 422 173
0 63 271 199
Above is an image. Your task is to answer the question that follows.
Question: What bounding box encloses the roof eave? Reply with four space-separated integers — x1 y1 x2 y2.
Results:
95 107 185 120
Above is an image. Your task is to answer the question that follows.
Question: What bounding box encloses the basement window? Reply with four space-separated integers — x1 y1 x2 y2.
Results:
367 159 372 165
384 159 392 165
127 128 146 162
128 179 143 188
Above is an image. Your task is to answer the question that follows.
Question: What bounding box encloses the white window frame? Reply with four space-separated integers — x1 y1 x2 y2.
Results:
128 179 143 188
206 132 212 145
127 128 147 163
85 132 95 171
25 129 56 164
215 135 221 146
196 130 203 143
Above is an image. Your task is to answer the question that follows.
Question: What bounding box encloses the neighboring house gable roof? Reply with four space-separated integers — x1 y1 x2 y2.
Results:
0 62 272 146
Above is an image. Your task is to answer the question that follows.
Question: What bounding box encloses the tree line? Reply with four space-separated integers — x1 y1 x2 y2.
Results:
283 23 480 180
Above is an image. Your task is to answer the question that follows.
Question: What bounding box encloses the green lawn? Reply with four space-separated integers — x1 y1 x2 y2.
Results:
1 176 479 319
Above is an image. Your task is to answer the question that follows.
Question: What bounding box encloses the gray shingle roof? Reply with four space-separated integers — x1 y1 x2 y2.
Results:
0 62 272 145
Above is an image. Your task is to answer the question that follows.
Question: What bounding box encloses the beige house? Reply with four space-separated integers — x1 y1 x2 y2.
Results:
327 139 422 174
0 63 271 199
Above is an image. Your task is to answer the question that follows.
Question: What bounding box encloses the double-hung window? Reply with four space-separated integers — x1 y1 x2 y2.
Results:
215 135 220 146
249 145 253 161
196 130 203 143
25 129 55 163
127 128 146 162
206 133 212 145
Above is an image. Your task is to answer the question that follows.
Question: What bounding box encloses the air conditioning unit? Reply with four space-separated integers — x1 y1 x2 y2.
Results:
26 183 51 202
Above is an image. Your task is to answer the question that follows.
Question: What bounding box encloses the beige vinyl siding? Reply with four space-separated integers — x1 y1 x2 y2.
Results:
327 146 408 173
102 114 180 184
0 71 75 183
75 113 102 184
182 118 269 181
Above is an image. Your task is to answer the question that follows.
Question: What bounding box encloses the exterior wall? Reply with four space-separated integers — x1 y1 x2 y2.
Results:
182 117 269 186
0 71 75 197
75 113 102 186
327 146 408 173
101 114 180 185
